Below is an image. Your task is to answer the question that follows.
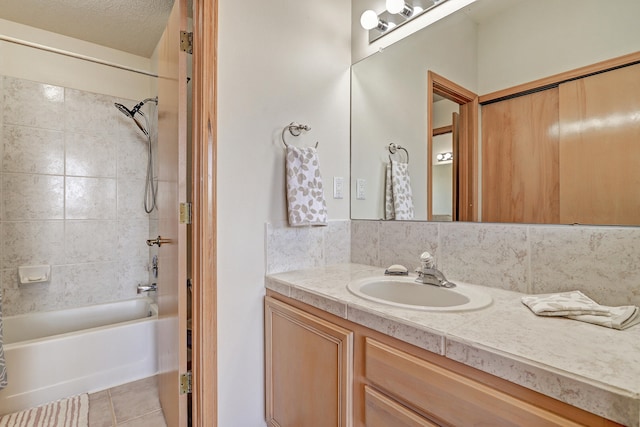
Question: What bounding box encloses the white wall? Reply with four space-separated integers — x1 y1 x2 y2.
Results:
478 0 640 94
216 0 351 424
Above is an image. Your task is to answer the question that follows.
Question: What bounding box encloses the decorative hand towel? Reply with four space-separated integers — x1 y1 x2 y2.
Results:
384 163 395 220
390 160 414 220
522 291 640 330
285 146 328 226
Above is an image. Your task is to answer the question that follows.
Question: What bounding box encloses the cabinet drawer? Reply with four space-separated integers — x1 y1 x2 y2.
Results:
364 338 584 427
365 385 440 427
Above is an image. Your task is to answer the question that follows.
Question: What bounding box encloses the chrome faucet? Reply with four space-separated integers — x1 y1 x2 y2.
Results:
415 252 456 288
137 283 157 294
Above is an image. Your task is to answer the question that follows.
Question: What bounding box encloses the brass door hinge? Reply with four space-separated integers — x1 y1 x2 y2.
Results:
179 202 192 224
180 31 193 54
180 371 192 394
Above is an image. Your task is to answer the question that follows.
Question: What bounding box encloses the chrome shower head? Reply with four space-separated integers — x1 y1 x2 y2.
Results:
114 102 134 118
114 98 157 136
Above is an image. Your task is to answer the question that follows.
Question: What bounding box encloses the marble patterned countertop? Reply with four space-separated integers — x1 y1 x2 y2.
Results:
266 263 640 427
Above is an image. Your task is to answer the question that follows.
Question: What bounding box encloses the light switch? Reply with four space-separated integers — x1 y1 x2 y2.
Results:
333 177 344 199
356 179 366 200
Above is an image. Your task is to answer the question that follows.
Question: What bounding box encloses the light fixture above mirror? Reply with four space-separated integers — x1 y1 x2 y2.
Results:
360 0 448 43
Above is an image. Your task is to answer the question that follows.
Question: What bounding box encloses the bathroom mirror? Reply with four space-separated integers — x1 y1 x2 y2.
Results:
351 0 640 224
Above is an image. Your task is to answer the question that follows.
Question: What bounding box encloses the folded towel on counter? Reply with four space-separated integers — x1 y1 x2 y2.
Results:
522 291 640 330
384 160 414 220
285 146 328 227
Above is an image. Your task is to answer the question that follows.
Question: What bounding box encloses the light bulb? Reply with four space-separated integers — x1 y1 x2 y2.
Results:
360 10 379 30
386 0 405 14
413 5 423 14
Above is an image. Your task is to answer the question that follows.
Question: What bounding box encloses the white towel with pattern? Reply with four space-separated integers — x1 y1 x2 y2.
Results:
384 162 395 220
285 146 328 227
522 291 640 330
386 160 414 220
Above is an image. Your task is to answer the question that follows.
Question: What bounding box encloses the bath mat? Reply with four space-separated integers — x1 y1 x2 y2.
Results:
0 394 89 427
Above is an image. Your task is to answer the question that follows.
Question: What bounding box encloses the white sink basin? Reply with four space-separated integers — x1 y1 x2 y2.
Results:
347 276 492 312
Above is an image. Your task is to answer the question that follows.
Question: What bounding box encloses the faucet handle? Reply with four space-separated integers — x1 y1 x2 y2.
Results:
420 251 435 269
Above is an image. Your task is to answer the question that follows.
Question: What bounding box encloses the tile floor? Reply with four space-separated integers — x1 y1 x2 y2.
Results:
88 376 167 427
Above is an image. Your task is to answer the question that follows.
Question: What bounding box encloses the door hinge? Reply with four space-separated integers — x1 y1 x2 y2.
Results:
180 371 192 394
180 31 193 54
179 202 192 224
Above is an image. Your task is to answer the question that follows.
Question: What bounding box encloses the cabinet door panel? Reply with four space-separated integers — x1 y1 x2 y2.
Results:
265 297 353 427
365 385 439 427
365 338 584 427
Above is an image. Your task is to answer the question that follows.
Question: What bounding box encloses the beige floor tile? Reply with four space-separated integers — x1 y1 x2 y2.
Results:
110 377 162 424
89 391 115 427
116 410 167 427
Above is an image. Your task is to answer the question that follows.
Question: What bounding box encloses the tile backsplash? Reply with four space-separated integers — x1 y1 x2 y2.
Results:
266 219 640 307
0 76 153 316
265 220 351 274
352 220 640 307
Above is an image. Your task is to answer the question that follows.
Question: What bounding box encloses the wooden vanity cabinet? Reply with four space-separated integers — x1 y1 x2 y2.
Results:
265 292 622 427
265 296 353 427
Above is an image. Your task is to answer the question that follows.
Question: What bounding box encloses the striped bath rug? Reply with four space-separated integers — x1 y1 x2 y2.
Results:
0 394 89 427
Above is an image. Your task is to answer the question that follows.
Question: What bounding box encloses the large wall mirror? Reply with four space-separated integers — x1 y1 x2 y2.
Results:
351 0 640 225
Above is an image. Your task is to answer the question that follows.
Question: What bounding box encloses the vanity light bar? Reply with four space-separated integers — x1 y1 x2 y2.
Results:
361 0 449 43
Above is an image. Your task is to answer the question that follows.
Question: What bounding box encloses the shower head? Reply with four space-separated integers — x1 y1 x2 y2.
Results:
114 102 134 118
114 97 157 136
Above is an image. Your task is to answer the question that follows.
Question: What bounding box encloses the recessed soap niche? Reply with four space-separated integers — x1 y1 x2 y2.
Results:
18 265 51 285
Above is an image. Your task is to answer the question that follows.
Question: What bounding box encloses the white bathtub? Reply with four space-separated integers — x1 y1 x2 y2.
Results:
0 298 157 415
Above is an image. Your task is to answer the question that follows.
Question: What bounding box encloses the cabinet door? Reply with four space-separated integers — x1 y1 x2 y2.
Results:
265 297 353 427
364 386 440 427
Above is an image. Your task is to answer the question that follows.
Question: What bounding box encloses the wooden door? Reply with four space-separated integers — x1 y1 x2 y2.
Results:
427 71 478 222
265 297 353 427
559 62 640 225
156 0 188 426
481 88 560 223
451 112 459 221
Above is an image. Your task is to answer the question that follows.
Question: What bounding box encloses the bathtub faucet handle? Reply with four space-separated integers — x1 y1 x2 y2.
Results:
146 236 171 247
137 283 157 294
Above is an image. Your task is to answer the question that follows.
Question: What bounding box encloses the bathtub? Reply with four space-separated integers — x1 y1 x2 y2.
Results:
0 298 157 415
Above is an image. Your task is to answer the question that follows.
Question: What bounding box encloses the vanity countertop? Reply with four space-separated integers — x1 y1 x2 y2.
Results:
266 263 640 427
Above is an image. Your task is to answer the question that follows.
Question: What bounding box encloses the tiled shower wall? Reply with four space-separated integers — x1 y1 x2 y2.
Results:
265 219 640 308
0 76 152 316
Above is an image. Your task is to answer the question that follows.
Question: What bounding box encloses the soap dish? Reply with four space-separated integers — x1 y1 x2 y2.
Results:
18 265 51 285
384 264 409 276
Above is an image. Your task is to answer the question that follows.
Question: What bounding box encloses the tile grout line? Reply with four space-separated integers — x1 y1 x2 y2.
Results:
107 388 117 427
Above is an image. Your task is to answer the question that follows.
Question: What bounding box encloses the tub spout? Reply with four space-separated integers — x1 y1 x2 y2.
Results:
137 283 157 294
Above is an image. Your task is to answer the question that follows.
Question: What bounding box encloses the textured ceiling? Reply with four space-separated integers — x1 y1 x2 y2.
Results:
0 0 174 57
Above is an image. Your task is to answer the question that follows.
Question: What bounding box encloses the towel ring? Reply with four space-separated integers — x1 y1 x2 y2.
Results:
281 122 319 148
388 143 409 163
